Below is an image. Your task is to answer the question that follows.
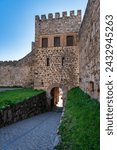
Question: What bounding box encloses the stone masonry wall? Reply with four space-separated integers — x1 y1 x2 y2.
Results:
0 92 47 128
34 10 81 48
0 10 81 92
33 47 79 90
79 0 100 100
0 52 34 87
33 10 81 91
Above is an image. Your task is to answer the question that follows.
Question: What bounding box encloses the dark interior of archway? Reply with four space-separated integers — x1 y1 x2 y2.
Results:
51 87 59 110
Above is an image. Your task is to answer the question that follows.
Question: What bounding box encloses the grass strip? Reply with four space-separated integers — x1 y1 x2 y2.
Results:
0 88 44 109
56 87 100 150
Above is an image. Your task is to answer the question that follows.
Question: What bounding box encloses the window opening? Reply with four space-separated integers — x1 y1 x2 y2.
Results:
67 36 74 46
42 38 48 48
54 37 60 47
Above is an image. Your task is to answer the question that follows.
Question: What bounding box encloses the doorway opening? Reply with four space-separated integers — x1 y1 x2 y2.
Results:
50 87 63 110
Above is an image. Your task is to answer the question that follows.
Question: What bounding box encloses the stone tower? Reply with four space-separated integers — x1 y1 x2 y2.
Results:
32 10 81 95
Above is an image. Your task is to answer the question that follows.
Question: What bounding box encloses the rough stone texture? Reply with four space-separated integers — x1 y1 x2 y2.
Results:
79 0 100 100
0 92 48 128
0 52 34 87
33 11 81 92
33 47 79 90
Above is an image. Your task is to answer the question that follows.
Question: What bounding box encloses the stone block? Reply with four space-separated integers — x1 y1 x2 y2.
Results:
62 11 67 17
41 15 46 20
70 10 75 16
48 13 53 19
55 12 60 18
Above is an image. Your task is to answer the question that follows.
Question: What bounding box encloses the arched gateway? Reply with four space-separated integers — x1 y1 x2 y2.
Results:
46 83 68 110
50 87 62 109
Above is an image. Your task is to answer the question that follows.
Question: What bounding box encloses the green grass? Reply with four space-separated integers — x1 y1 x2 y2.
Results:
0 88 44 109
56 87 100 150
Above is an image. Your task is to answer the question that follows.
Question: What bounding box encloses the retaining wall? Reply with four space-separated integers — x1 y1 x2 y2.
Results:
0 92 48 128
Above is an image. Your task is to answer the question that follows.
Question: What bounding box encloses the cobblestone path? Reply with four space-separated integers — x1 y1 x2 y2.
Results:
0 112 61 150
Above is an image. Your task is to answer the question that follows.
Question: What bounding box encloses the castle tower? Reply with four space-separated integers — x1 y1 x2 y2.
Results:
32 10 81 94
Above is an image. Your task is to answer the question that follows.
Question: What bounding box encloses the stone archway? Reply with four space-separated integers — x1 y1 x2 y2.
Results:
46 83 67 110
50 87 63 110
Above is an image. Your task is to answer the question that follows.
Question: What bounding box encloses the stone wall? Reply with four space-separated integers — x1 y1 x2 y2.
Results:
33 47 79 90
33 10 81 91
35 10 81 44
0 10 81 93
0 92 48 128
79 0 100 100
0 52 34 87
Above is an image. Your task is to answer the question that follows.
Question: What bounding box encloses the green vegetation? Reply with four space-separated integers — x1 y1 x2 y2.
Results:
56 87 100 150
0 88 44 109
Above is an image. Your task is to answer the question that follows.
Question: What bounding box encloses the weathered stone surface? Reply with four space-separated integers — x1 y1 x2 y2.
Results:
0 52 34 87
79 0 100 100
0 92 48 128
33 47 79 90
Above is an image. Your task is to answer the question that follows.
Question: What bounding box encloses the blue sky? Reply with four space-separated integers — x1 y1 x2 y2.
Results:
0 0 88 61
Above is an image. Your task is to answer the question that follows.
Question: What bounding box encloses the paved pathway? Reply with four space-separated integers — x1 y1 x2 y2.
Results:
0 112 61 150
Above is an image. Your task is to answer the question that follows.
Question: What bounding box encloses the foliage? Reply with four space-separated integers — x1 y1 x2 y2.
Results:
56 87 100 150
0 88 44 109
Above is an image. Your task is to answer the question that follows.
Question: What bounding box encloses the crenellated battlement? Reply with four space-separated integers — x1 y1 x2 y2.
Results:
35 10 81 21
0 60 18 66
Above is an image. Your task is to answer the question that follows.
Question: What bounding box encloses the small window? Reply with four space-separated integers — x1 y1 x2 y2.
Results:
41 80 44 86
89 81 94 92
62 57 65 66
47 58 50 66
79 78 82 82
54 37 60 47
42 38 48 48
67 36 74 46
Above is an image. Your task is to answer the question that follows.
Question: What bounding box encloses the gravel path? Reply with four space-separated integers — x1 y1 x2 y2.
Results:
0 112 61 150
